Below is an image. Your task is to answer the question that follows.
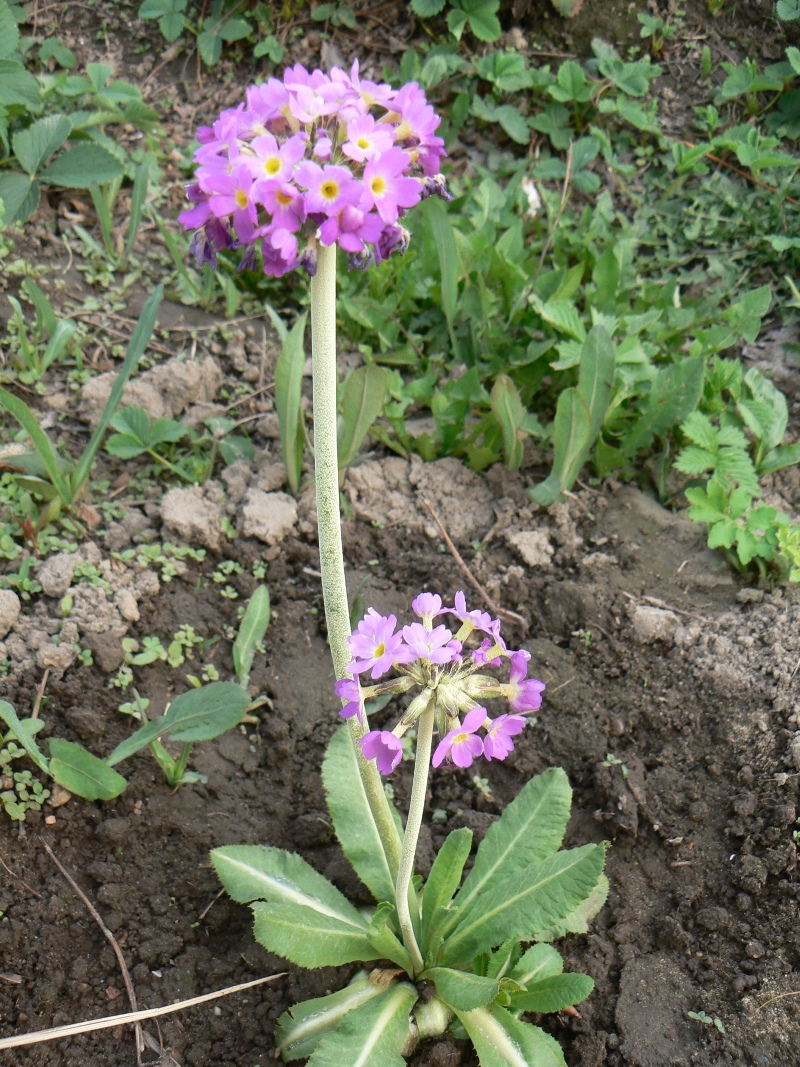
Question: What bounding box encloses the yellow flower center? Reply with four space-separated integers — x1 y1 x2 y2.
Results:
321 180 339 201
452 732 469 745
374 642 386 659
265 157 281 176
370 176 386 197
235 190 249 209
357 137 370 150
276 191 293 207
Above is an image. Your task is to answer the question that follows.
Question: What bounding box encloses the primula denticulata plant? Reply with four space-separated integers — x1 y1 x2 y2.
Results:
180 60 607 1065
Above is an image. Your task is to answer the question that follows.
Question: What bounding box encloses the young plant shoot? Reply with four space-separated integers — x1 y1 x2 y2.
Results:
180 61 605 1065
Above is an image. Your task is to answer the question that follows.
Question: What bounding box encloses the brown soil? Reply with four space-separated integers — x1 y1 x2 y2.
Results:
1 2 799 1066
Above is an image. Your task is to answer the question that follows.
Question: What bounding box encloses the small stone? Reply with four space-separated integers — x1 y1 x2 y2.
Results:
83 633 124 673
745 939 765 959
506 530 553 568
37 553 76 597
49 786 71 809
160 485 223 551
36 641 77 675
114 589 140 623
239 489 297 545
134 571 160 598
631 605 678 644
0 590 21 639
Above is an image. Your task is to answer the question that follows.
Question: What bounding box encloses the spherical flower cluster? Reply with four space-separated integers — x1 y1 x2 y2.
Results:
178 60 450 278
333 592 545 775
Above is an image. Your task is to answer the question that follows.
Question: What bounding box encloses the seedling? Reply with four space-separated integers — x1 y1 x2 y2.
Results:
4 280 77 385
688 1010 725 1033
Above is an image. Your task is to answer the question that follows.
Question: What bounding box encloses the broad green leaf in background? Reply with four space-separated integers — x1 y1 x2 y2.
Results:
509 973 594 1014
577 325 615 443
39 142 125 188
48 738 127 801
322 725 400 903
138 0 188 42
12 114 71 175
275 311 307 494
367 903 415 973
22 278 57 337
424 968 499 1012
440 844 605 965
276 974 388 1062
233 585 270 687
423 197 459 349
0 0 19 58
305 984 417 1067
0 702 50 774
623 355 704 456
0 171 37 225
448 768 571 928
529 387 590 506
411 0 446 14
0 387 71 502
454 1004 567 1067
491 374 530 471
0 58 42 110
421 827 473 947
338 364 388 470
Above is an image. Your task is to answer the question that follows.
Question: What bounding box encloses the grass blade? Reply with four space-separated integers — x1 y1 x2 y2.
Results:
0 387 72 504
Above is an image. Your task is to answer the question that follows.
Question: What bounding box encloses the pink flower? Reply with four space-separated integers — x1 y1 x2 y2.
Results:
401 622 461 666
247 133 305 183
506 652 545 713
334 677 364 726
432 707 486 769
483 714 526 761
295 162 358 215
207 161 259 243
343 114 395 163
411 593 447 628
253 181 305 232
360 148 421 224
319 204 383 252
361 730 403 775
347 608 410 680
450 590 495 636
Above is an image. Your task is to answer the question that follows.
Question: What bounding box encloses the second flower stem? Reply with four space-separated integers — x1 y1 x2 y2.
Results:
395 697 434 977
310 242 402 882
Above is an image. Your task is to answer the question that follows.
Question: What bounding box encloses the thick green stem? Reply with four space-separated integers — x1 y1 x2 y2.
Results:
310 241 402 882
395 698 434 977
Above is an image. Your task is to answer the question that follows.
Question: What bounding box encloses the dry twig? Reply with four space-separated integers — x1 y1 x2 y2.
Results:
0 974 284 1051
0 855 43 900
42 841 145 1063
423 501 528 634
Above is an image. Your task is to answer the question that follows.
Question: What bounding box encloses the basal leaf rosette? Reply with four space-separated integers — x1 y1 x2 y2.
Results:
178 61 451 278
335 591 546 775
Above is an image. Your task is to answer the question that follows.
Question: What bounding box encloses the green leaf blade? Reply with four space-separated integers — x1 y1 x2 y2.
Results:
48 738 127 801
306 984 417 1067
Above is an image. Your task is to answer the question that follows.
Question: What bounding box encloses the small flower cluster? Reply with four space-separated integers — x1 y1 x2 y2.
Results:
334 593 545 776
179 60 450 278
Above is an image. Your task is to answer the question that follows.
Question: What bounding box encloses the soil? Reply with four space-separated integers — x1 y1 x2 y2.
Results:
0 2 799 1067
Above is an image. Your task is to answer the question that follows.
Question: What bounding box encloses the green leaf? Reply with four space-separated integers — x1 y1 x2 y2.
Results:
411 0 446 14
530 388 591 506
535 873 609 941
22 278 57 337
510 973 594 1014
48 738 126 801
491 374 529 471
491 104 530 145
39 141 125 188
440 844 606 966
0 59 41 110
421 827 473 949
105 682 249 765
305 983 417 1067
578 325 615 444
233 585 270 687
624 356 704 455
71 285 163 495
252 898 380 967
0 0 20 59
425 968 499 1012
530 295 586 340
0 702 50 774
787 46 800 73
276 973 388 1061
198 28 222 66
322 725 400 903
0 387 72 503
367 903 415 973
218 16 251 41
455 1004 567 1067
338 365 387 470
446 7 468 38
0 171 35 225
448 769 571 930
760 443 800 475
778 0 800 20
743 366 787 450
459 0 501 41
508 943 564 986
275 312 307 494
12 114 71 176
213 845 379 967
424 197 459 343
